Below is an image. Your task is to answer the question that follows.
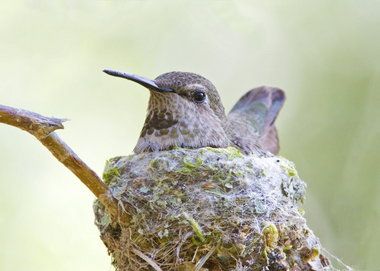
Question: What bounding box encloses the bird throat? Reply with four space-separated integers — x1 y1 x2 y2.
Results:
133 93 230 153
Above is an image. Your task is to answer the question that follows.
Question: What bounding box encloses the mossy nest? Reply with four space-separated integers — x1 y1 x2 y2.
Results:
94 147 347 271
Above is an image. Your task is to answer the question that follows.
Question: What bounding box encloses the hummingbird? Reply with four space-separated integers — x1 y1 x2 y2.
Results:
103 69 285 155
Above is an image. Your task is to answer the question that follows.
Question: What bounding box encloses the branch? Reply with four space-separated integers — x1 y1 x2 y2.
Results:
0 104 119 218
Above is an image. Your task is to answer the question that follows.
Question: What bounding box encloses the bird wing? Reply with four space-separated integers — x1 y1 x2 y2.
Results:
228 86 285 154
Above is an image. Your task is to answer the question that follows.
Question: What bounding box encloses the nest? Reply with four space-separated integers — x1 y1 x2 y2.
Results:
94 147 347 271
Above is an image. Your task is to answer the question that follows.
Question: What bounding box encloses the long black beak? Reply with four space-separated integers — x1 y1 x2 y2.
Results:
103 68 174 93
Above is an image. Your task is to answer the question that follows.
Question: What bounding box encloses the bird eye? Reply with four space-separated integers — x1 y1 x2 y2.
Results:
193 90 206 103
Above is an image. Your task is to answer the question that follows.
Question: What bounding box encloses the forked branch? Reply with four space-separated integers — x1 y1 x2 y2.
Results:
0 104 119 217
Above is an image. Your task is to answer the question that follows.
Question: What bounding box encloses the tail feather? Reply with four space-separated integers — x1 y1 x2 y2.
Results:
259 125 280 154
229 86 285 154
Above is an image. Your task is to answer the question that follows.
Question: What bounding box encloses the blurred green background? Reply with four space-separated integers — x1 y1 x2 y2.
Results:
0 1 379 270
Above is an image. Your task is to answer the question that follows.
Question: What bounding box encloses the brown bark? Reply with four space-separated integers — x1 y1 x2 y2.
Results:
0 104 119 218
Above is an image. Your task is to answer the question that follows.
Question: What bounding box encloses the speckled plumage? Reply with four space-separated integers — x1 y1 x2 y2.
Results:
134 90 230 153
104 70 285 154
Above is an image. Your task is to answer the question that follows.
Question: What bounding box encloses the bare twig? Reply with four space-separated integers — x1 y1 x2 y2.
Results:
132 248 163 271
0 104 120 218
195 246 216 271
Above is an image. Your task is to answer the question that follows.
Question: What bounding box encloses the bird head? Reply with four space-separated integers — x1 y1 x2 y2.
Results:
103 69 230 153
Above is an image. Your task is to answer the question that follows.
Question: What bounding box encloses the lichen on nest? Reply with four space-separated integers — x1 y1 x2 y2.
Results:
94 147 346 271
